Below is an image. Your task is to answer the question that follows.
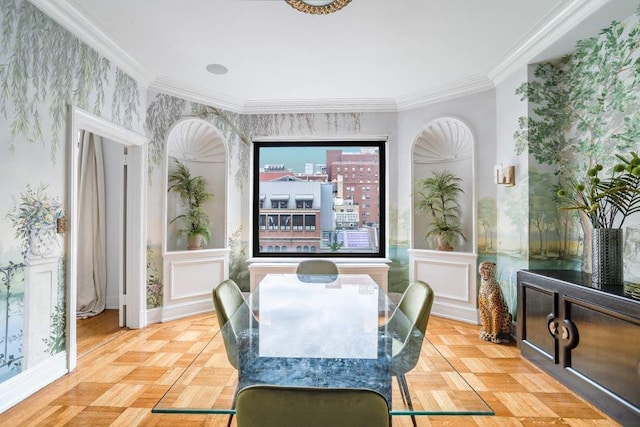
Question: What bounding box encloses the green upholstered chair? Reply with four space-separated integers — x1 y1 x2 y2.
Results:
235 385 390 427
385 280 434 426
296 259 339 282
212 279 246 369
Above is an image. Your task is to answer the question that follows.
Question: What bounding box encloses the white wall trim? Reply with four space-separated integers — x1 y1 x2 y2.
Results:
35 0 605 113
28 0 154 87
156 299 215 324
72 108 147 147
489 0 611 85
242 97 399 114
395 75 495 112
150 76 246 113
0 353 67 414
67 106 149 375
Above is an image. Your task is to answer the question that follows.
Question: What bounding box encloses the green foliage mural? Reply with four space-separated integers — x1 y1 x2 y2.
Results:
0 0 140 161
0 0 143 384
515 11 640 176
515 9 640 269
146 246 162 309
228 227 249 292
145 93 369 297
477 196 497 252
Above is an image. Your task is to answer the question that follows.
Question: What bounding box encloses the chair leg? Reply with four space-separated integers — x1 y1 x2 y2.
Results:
227 382 239 427
397 374 416 427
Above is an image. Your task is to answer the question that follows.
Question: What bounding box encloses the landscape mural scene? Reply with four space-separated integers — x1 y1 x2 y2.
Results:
1 0 639 410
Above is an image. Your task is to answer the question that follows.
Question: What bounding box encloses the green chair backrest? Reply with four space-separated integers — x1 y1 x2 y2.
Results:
397 280 434 336
296 259 339 282
388 280 434 374
212 279 245 326
235 385 390 427
212 279 245 369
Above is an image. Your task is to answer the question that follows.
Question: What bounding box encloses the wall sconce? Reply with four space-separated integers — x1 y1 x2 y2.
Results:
494 164 515 186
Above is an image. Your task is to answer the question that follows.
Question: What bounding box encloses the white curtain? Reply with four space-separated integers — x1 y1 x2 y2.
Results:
77 131 107 319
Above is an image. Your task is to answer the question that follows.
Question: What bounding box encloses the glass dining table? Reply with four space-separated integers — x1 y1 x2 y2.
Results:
153 273 493 419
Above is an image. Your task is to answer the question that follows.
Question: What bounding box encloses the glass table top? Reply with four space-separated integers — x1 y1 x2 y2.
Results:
153 274 493 417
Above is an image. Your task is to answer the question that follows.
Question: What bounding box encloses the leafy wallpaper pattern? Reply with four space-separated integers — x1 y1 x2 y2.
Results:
144 91 366 293
1 0 639 393
0 0 142 382
515 9 640 269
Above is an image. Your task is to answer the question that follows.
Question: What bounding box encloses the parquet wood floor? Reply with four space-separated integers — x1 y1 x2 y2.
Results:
1 314 620 426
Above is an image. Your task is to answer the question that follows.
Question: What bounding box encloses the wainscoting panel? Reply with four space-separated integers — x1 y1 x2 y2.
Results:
408 249 478 324
248 261 389 292
160 249 229 322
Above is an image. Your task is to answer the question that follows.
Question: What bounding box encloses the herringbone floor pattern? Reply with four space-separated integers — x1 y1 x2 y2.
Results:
2 311 619 426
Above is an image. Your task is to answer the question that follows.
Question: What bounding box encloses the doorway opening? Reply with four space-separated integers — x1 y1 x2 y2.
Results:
67 106 148 371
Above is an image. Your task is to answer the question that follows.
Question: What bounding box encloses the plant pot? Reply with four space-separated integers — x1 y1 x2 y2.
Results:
435 234 453 251
591 228 623 286
187 235 203 250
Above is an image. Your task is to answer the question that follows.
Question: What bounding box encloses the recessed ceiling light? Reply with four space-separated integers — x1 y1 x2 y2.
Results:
206 63 228 75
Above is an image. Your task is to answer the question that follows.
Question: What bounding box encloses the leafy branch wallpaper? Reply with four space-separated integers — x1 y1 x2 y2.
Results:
515 9 640 270
0 0 142 382
1 0 639 407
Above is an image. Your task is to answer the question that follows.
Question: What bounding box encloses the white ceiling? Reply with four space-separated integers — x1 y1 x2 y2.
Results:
34 0 639 112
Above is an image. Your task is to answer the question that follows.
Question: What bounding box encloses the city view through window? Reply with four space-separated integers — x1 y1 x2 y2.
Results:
252 141 386 257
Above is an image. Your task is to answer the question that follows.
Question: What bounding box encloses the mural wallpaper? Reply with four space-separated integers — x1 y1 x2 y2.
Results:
2 0 638 402
143 91 391 295
0 0 142 382
493 8 640 317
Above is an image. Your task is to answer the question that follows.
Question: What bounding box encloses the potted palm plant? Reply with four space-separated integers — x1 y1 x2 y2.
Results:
415 170 466 251
167 157 214 250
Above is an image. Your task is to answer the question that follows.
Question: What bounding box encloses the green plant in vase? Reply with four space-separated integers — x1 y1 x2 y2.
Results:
414 170 466 251
556 152 640 228
557 152 640 284
167 157 213 250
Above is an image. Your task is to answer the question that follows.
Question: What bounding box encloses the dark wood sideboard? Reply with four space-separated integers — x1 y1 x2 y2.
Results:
517 270 639 426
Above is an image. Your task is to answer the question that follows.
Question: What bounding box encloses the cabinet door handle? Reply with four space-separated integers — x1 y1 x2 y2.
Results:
546 314 558 338
562 319 579 349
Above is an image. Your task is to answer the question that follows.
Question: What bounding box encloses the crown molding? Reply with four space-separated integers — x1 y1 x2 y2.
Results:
153 75 496 114
488 0 610 85
150 76 247 113
31 0 608 114
242 97 398 114
29 0 155 86
152 77 399 114
395 75 495 111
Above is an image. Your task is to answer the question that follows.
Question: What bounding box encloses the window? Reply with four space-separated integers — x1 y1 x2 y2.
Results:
253 140 386 258
296 199 313 209
280 215 291 230
267 214 278 230
305 214 316 231
292 214 304 231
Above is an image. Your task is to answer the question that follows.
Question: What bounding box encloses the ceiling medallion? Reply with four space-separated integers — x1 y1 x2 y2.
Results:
285 0 352 15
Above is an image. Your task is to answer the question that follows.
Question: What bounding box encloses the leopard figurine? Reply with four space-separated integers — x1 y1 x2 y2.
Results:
478 262 512 343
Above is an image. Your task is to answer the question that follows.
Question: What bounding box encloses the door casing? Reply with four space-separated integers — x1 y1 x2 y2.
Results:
66 106 148 372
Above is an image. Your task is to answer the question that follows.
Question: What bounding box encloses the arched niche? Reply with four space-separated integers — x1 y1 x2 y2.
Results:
163 118 228 252
411 117 476 253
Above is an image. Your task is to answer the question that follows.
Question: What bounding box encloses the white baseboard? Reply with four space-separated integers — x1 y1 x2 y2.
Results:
0 352 67 414
105 295 119 309
146 299 214 325
432 302 479 325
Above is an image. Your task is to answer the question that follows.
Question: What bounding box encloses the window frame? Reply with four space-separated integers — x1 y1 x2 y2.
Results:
252 139 386 259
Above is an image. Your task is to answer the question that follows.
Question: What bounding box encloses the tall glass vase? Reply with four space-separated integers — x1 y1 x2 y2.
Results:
591 228 623 286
